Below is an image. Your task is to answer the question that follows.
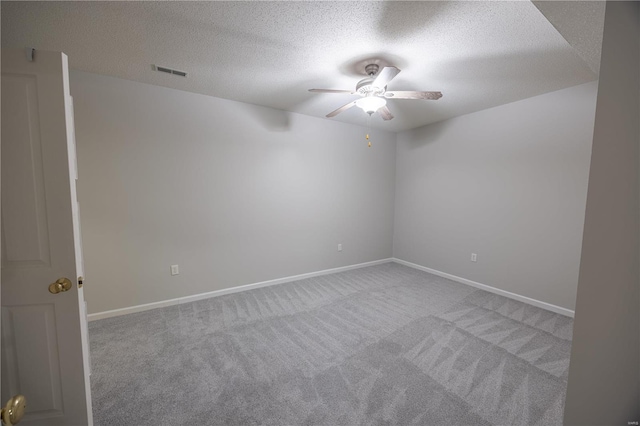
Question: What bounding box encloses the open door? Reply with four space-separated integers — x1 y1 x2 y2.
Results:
1 49 93 425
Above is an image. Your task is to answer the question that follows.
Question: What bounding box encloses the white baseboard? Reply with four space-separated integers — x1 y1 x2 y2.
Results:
392 258 575 318
88 258 394 321
89 256 575 321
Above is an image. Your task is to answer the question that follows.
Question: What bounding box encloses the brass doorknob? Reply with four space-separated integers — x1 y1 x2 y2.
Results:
1 395 26 426
48 277 72 294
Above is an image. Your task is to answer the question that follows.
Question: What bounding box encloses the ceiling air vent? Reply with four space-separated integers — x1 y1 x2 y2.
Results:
153 65 187 77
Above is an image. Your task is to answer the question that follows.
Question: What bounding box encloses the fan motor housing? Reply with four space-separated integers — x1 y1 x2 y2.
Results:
356 77 385 96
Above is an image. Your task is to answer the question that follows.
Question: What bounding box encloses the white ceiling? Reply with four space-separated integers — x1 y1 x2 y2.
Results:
532 1 605 75
1 1 604 132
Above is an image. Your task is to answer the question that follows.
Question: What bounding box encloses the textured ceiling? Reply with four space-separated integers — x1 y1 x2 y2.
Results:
1 1 603 132
532 1 605 75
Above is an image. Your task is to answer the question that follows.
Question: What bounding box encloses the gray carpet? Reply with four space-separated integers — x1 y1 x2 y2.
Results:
89 263 573 425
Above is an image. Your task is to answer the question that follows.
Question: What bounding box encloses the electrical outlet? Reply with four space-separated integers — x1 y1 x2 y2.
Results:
471 253 477 262
338 243 343 252
170 264 179 275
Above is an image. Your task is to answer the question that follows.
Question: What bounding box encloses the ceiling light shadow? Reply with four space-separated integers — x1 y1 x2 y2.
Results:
375 1 452 42
432 46 596 103
338 53 408 78
149 2 296 50
400 119 449 150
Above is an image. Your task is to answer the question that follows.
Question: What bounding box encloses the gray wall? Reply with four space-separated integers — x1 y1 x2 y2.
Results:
393 82 598 311
564 1 640 424
71 71 396 314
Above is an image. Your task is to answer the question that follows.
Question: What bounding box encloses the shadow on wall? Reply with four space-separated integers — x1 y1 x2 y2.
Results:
401 120 449 150
239 103 292 132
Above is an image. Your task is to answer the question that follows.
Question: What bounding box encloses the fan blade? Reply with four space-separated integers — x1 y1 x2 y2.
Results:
372 66 400 88
326 101 357 118
309 89 356 94
378 105 394 121
384 91 443 100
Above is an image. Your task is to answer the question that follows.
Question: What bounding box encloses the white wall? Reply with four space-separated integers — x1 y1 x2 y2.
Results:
71 71 396 314
393 81 598 311
73 70 600 316
564 1 639 423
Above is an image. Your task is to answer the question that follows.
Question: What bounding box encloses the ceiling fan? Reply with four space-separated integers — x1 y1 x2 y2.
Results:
309 64 442 121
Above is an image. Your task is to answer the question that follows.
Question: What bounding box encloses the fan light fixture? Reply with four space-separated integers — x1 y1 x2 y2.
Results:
355 96 386 114
309 62 443 121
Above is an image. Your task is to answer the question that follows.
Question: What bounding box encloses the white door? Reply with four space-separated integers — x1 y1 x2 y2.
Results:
1 49 93 425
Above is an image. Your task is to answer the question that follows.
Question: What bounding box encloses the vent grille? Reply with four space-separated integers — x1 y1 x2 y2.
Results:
153 65 187 77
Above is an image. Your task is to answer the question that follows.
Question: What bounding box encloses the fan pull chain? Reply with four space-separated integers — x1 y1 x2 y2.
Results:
366 113 372 147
